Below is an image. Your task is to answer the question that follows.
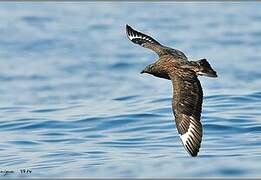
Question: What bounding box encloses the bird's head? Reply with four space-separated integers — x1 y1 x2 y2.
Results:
141 64 155 74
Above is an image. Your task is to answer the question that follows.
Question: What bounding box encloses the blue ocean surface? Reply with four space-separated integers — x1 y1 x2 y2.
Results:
0 2 261 178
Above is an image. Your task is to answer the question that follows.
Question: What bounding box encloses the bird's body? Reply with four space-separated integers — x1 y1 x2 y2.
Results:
126 24 217 157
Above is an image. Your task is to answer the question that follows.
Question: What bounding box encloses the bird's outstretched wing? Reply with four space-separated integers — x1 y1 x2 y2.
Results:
126 24 161 46
126 25 188 59
126 24 167 57
170 70 203 157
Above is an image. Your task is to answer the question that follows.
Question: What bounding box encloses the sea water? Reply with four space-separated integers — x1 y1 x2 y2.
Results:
0 2 261 177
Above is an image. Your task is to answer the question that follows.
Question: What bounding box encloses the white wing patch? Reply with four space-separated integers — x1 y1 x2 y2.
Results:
127 32 152 42
179 116 201 156
180 123 195 143
127 33 136 40
126 25 156 45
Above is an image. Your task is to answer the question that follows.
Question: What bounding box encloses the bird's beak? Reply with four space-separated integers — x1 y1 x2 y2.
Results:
141 66 150 74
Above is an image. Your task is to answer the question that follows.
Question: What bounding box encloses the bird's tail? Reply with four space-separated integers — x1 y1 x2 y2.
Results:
194 59 217 78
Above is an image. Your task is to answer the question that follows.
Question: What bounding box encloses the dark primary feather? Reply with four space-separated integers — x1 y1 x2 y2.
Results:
170 70 203 157
126 24 161 46
126 24 187 59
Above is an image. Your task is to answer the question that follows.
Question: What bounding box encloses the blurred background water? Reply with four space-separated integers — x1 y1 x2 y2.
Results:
0 2 261 178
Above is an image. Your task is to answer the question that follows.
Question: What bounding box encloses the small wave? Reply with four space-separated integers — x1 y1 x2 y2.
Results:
113 95 139 101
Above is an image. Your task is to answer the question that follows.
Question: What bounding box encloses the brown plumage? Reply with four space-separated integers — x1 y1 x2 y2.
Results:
126 24 217 157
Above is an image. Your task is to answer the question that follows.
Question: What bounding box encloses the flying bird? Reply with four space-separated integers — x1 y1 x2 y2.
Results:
126 24 217 157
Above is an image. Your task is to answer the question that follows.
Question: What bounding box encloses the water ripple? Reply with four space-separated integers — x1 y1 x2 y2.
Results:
0 3 261 178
